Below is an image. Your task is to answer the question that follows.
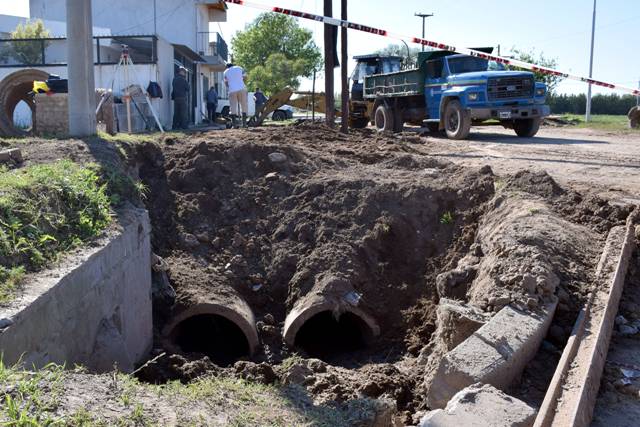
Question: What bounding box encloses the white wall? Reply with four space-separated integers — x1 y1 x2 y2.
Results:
29 0 225 51
0 14 110 37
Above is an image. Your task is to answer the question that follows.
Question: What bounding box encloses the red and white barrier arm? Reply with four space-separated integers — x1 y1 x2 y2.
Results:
223 0 640 97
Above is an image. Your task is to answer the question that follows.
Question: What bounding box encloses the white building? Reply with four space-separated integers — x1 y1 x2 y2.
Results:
0 0 229 131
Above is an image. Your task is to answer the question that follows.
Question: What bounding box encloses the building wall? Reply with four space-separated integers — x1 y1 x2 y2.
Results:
0 38 176 129
29 0 226 51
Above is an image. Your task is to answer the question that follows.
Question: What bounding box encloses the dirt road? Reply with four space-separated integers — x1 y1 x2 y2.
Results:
415 126 640 204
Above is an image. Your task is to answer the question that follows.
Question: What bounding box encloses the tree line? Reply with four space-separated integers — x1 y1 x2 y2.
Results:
548 93 638 115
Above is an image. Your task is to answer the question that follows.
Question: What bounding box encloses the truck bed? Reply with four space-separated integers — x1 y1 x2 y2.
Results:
363 69 424 99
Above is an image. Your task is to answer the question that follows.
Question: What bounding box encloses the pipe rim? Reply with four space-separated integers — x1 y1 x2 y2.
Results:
283 300 380 348
163 303 259 356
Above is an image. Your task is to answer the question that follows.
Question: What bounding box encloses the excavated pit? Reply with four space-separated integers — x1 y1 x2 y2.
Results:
128 125 632 423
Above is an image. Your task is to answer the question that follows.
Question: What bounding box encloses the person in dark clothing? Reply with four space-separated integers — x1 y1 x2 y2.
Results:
206 86 218 123
172 67 190 129
253 88 268 120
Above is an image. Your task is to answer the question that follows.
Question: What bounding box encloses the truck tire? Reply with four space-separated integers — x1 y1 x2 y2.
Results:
349 117 369 129
374 104 394 132
513 118 541 137
444 100 471 140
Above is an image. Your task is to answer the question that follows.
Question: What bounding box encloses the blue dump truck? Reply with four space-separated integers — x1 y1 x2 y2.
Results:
360 48 550 139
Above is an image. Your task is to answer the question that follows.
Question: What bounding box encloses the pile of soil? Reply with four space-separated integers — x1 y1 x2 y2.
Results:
125 124 630 423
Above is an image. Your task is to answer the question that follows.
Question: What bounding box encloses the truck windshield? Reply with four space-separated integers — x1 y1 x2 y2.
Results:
448 57 506 74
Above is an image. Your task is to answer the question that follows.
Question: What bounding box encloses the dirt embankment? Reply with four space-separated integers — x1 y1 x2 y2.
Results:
124 124 632 424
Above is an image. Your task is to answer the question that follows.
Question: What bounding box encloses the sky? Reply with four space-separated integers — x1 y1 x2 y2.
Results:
2 0 639 95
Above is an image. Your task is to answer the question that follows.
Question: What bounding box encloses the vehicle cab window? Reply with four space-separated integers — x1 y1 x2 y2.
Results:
426 59 444 79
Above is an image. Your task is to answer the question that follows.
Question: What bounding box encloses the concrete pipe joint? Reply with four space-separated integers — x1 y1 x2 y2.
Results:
283 287 381 360
163 295 259 367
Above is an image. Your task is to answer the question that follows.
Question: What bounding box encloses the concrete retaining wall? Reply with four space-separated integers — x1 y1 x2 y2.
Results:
0 208 153 373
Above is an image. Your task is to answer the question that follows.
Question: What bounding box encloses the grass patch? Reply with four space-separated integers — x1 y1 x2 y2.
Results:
556 114 638 131
440 211 454 225
0 161 111 304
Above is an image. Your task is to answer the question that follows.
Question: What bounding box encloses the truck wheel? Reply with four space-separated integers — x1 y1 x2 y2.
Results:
349 118 369 129
513 118 541 137
374 105 394 132
444 100 471 140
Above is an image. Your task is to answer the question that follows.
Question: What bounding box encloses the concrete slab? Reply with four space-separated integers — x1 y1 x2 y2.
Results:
0 208 152 373
426 301 557 409
420 383 536 427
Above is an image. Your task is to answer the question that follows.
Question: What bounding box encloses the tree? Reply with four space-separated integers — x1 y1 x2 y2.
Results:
248 53 308 95
377 43 421 69
231 13 322 94
0 20 51 65
510 48 563 95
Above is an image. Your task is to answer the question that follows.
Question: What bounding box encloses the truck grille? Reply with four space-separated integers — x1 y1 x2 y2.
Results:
487 76 534 101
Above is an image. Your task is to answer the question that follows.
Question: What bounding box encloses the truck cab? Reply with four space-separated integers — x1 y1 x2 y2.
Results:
349 54 402 128
363 49 550 139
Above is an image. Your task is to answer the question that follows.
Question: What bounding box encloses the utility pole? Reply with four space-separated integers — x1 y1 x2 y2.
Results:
153 0 157 35
324 0 335 127
66 0 97 136
340 0 348 134
415 12 434 51
585 0 597 122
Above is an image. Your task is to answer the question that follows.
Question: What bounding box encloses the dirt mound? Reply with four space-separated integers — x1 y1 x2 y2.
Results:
128 125 630 420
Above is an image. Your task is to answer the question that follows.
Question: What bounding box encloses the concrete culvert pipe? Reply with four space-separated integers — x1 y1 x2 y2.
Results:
163 296 259 367
283 292 380 361
0 69 49 137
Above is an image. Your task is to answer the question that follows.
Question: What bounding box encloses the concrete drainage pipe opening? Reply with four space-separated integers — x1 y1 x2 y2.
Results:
293 310 376 361
164 302 259 368
0 69 49 137
170 314 250 367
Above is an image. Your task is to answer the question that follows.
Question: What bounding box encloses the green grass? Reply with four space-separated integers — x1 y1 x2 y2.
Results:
556 114 638 131
440 211 454 225
0 361 377 427
0 161 112 304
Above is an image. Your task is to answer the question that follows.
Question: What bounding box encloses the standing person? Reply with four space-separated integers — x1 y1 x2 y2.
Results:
171 67 190 130
253 87 267 119
223 63 248 128
206 85 218 123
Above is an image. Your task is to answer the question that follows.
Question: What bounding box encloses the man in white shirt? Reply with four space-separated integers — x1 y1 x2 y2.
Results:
223 63 248 128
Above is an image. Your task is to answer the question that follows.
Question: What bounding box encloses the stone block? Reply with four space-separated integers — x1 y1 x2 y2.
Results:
420 383 536 427
427 301 557 409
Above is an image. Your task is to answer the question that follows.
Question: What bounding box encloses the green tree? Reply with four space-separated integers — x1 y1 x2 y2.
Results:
231 13 322 94
1 20 51 65
510 48 563 95
248 53 308 95
377 43 421 69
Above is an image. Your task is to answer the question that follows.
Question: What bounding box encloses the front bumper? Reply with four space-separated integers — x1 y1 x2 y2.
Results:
469 105 550 121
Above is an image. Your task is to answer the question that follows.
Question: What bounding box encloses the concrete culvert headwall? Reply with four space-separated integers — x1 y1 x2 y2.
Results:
283 294 380 361
163 299 259 367
0 69 49 137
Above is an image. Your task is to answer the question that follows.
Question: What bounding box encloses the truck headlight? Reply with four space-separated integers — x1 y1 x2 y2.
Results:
468 92 479 101
536 88 546 96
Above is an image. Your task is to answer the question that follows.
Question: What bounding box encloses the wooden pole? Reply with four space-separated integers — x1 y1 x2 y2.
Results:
312 69 316 121
340 0 348 133
323 0 335 127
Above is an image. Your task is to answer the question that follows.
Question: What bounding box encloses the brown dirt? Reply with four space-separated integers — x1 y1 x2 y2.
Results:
120 124 631 422
2 124 634 424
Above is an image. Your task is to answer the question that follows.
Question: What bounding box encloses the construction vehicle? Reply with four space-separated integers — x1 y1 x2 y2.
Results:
363 48 550 139
247 54 403 127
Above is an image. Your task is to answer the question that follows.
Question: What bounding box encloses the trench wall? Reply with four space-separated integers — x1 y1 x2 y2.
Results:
0 208 153 373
